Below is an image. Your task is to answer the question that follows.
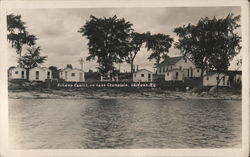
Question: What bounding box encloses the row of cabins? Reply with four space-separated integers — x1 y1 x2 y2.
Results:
8 67 52 82
8 56 242 87
8 67 85 82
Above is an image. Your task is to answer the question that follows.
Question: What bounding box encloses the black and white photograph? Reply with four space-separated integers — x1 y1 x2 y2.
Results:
0 0 249 157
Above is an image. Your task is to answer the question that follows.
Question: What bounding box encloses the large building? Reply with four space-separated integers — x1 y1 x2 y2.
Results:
157 56 202 81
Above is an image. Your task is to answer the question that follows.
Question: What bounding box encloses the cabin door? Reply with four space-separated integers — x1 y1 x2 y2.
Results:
79 72 82 81
21 71 25 79
176 72 179 80
148 73 151 82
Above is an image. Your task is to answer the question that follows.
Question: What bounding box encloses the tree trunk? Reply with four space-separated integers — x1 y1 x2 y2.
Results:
26 68 30 81
216 73 220 94
130 61 134 74
200 68 204 87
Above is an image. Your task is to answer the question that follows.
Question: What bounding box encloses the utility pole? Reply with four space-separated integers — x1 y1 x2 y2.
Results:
79 58 84 71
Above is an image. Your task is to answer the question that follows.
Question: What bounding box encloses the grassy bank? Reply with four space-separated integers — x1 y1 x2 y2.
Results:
8 86 241 100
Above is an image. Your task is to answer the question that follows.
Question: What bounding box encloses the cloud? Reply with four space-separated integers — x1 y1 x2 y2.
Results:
7 7 241 71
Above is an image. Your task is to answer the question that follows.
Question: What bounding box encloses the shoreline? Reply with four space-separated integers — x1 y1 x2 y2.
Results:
8 88 242 100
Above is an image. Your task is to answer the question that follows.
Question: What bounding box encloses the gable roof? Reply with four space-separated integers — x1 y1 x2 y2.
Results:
204 72 228 77
60 68 83 72
8 66 26 71
134 69 153 74
30 67 51 71
158 56 184 67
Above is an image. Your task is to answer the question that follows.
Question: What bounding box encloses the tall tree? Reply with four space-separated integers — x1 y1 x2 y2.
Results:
78 15 133 76
18 46 47 79
7 14 38 56
125 32 146 73
145 32 174 67
174 13 241 85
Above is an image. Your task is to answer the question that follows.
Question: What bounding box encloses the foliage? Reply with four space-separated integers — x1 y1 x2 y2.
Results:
174 13 241 80
145 32 174 66
125 32 147 73
66 64 73 69
78 15 134 75
7 14 38 56
18 46 47 69
235 57 242 70
49 66 59 79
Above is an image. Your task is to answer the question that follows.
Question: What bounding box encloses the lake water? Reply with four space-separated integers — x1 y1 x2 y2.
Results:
9 98 241 149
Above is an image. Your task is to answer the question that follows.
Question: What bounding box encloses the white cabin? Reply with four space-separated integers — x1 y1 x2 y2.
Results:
29 67 52 82
203 72 230 87
60 68 85 82
8 66 27 80
133 69 153 82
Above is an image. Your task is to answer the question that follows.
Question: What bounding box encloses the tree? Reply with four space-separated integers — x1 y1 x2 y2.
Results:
174 13 241 86
49 66 59 79
18 46 47 79
235 57 242 70
7 14 38 56
145 32 174 67
78 15 134 76
66 64 73 69
125 32 146 73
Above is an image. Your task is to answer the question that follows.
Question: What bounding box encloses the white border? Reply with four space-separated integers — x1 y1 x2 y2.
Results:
0 0 249 157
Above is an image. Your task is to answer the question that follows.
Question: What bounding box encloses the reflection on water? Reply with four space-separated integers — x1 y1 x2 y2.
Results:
9 98 241 149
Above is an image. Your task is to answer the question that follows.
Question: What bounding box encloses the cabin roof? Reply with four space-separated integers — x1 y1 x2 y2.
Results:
207 70 242 76
158 56 184 67
8 66 25 71
61 68 83 72
204 72 228 77
30 67 51 71
134 69 153 74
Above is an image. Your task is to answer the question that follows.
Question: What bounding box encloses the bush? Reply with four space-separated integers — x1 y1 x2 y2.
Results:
156 81 187 91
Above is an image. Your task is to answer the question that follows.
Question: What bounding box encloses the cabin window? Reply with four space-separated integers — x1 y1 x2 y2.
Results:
207 77 209 81
21 71 25 78
141 74 144 77
179 66 182 70
197 69 199 73
184 59 187 63
71 73 75 77
159 67 161 73
167 66 168 71
15 71 18 74
187 69 189 77
163 67 165 72
134 74 136 77
47 71 50 79
167 72 169 76
36 71 39 80
222 76 225 85
170 66 172 70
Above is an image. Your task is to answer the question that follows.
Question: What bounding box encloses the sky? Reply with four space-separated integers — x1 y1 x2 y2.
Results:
7 7 241 72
